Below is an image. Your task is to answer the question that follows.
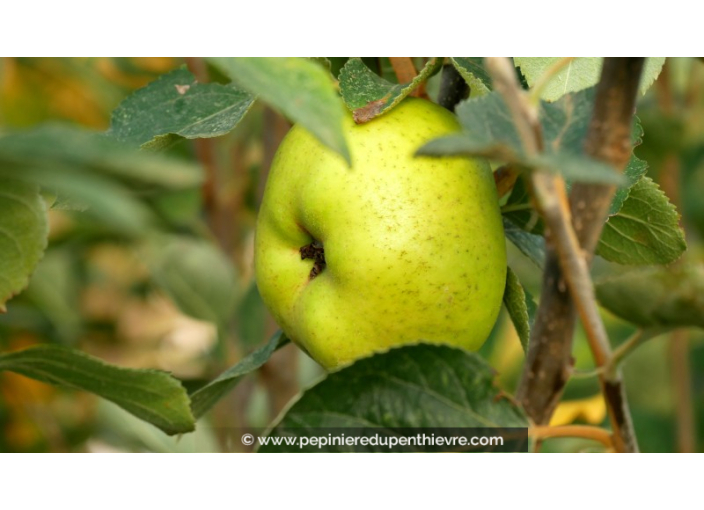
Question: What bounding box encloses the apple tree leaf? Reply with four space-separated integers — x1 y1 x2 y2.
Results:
145 236 239 326
208 57 350 164
419 88 626 185
190 331 289 419
259 343 528 452
109 67 255 149
338 57 443 123
502 218 545 269
595 264 704 329
450 57 492 97
514 57 666 102
0 179 48 312
596 177 686 265
503 267 536 352
0 344 195 435
0 124 202 189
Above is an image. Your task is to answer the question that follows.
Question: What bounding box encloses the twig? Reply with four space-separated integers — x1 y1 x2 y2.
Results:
530 425 613 449
389 57 418 84
493 165 521 198
486 57 644 453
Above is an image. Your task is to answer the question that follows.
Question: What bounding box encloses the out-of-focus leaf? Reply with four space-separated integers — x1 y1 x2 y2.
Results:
190 332 289 419
0 124 203 188
23 248 80 340
503 217 545 269
260 343 527 452
208 57 350 164
237 283 266 348
595 264 704 329
450 57 492 96
419 88 625 185
146 236 239 326
338 58 442 123
0 179 48 312
0 345 195 435
597 177 686 265
503 267 535 352
109 67 255 149
514 57 666 102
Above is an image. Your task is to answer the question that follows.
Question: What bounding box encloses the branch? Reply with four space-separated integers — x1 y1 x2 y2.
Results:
486 57 644 453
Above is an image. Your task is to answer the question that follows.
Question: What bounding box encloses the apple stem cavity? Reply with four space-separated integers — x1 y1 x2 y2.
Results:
300 240 326 279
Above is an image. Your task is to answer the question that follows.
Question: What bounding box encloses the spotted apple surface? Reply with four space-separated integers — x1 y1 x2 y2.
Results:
254 98 506 370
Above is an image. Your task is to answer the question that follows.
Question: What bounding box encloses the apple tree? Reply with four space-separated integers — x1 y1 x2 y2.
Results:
0 57 701 452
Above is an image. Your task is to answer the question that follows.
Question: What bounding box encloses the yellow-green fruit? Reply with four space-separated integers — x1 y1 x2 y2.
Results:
254 98 506 370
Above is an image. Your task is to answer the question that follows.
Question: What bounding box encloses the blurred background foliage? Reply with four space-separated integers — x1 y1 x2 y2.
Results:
0 57 702 452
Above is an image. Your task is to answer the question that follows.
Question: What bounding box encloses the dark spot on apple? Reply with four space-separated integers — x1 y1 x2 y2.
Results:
300 240 326 279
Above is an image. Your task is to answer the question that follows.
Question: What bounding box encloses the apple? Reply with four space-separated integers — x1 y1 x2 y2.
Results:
254 98 506 370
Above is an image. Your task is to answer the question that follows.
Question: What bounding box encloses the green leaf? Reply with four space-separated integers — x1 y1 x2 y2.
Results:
109 67 255 148
0 124 203 189
0 345 195 435
419 88 626 185
0 179 48 312
503 267 535 352
503 218 545 269
502 176 544 235
597 177 686 265
190 331 289 419
236 283 267 348
596 264 704 329
610 120 648 215
338 58 443 122
515 57 666 102
146 236 239 326
260 344 527 452
208 57 350 164
450 58 492 97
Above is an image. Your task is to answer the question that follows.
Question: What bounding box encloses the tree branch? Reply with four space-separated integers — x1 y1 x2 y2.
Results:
486 57 644 453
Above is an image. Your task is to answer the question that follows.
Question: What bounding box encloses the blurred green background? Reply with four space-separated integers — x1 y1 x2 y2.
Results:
0 57 702 452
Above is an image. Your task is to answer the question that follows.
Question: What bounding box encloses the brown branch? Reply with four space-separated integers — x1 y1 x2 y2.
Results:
530 425 614 449
389 57 418 85
486 58 644 453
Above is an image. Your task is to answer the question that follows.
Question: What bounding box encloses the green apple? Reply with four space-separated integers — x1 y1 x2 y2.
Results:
254 98 506 370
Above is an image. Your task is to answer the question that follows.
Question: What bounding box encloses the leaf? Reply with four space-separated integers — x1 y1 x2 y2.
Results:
146 236 239 326
109 67 255 149
338 58 443 123
610 120 648 215
596 177 686 265
190 332 289 419
595 264 704 329
0 124 203 189
208 57 350 164
236 283 267 348
0 179 48 312
0 344 195 435
514 58 666 102
450 58 492 96
419 88 626 185
503 217 545 269
260 344 528 452
503 267 535 352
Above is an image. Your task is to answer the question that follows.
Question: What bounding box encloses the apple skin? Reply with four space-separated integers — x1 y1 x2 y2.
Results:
254 98 506 370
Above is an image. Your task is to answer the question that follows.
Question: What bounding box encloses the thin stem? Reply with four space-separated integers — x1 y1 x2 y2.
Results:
530 425 613 449
607 328 665 378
